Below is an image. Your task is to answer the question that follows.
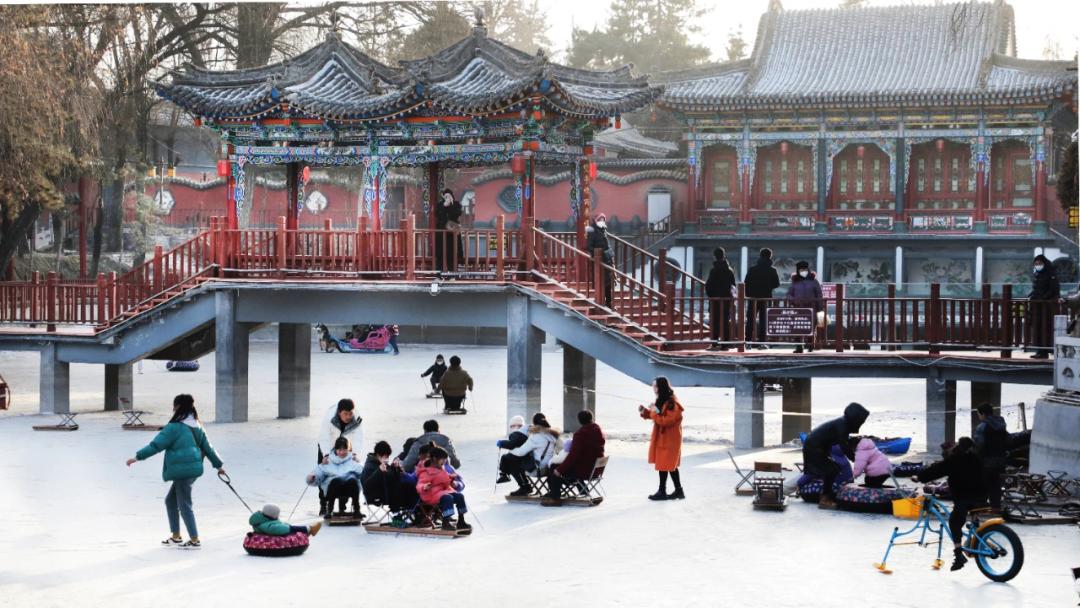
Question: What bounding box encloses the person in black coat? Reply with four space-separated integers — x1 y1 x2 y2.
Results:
802 402 869 508
1028 254 1060 359
704 247 736 350
585 213 614 307
973 403 1009 510
434 189 464 273
743 248 781 345
915 437 986 572
420 354 448 397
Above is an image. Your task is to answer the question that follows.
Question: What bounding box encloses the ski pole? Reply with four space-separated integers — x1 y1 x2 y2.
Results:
217 471 254 513
287 483 311 522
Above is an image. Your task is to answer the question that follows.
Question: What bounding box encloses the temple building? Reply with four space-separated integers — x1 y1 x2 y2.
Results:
657 0 1077 292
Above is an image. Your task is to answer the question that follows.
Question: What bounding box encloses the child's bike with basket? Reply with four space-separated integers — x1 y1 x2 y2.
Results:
875 491 1024 582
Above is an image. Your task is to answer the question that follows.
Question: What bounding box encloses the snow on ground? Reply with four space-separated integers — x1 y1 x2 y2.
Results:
0 343 1077 607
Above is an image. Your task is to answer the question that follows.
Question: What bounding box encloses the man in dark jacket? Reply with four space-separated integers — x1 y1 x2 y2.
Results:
786 260 824 353
1028 254 1060 359
743 248 781 345
916 437 986 572
802 402 869 508
973 403 1009 511
360 440 417 511
401 419 462 472
586 213 614 307
705 247 737 350
542 410 605 506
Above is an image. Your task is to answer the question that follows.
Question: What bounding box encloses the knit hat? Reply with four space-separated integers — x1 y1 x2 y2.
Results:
261 504 281 520
595 213 607 222
509 415 525 429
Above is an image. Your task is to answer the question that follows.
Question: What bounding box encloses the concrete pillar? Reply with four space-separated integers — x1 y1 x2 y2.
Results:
974 246 984 285
39 343 70 414
970 381 1001 435
895 246 904 288
781 377 812 442
215 290 249 422
816 247 825 279
740 246 749 280
926 375 956 453
507 296 543 425
562 342 596 433
734 374 765 449
104 362 134 411
278 323 311 419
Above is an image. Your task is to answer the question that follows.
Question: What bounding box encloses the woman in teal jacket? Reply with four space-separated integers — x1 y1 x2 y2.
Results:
127 394 224 549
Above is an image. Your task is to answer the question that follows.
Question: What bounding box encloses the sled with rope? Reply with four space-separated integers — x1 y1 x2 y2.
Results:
326 325 395 354
363 503 471 539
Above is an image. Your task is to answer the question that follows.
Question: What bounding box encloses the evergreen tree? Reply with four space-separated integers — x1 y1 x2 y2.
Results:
566 0 710 74
484 0 552 55
397 3 472 60
725 26 748 61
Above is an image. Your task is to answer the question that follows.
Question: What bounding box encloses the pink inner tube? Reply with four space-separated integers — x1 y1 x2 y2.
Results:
243 531 309 557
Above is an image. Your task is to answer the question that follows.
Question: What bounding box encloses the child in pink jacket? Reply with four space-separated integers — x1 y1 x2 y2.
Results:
416 446 471 533
850 437 892 487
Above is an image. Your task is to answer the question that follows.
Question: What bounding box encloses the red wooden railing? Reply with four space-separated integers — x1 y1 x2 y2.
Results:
0 214 1069 355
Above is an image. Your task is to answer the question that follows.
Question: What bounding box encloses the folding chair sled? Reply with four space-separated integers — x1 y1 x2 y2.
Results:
751 462 787 511
728 451 755 496
33 412 79 431
118 398 161 431
438 393 468 416
508 457 608 507
364 502 469 538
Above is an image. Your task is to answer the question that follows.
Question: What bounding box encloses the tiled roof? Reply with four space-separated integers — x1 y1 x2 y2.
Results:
659 1 1077 111
156 28 660 121
594 121 679 158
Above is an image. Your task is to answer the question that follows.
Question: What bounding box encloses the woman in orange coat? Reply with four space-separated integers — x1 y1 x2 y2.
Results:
639 376 685 501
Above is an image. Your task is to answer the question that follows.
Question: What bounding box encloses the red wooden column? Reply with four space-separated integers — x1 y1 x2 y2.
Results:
372 172 382 232
225 145 238 230
974 137 987 223
428 161 440 230
77 176 92 278
1035 158 1047 223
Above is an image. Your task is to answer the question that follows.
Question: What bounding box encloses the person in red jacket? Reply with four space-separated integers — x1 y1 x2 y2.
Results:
541 410 605 507
416 446 471 533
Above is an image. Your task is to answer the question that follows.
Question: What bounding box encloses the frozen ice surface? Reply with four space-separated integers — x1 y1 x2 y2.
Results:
1 344 1076 607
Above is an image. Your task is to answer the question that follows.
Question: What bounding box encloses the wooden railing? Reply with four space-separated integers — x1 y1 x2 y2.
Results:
0 214 1070 356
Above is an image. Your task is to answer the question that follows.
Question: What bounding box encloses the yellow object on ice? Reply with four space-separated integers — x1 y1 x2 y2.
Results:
873 563 893 574
892 496 923 519
931 559 943 570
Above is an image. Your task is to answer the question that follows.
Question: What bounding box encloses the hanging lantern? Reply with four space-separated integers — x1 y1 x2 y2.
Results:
935 138 945 153
167 166 176 178
193 117 202 128
217 159 229 177
147 166 157 178
428 139 436 147
588 161 598 180
856 145 865 158
302 166 311 182
510 154 526 176
614 115 621 129
780 142 789 156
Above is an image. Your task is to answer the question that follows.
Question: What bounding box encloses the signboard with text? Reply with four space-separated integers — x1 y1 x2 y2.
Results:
766 308 815 336
821 283 837 301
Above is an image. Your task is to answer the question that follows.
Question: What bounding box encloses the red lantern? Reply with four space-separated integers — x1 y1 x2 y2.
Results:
935 139 945 153
856 145 865 158
780 142 789 156
588 161 598 180
217 159 229 177
614 116 621 129
510 155 526 176
302 166 311 182
193 117 202 127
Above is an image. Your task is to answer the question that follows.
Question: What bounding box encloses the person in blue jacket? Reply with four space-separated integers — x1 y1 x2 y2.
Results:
127 394 224 550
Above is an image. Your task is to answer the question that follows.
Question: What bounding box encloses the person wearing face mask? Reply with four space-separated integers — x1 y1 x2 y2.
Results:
585 213 614 307
1028 254 1060 359
786 260 824 353
434 189 464 274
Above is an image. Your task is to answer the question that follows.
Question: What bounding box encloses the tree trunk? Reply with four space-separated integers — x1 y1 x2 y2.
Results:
236 3 283 68
0 201 42 280
90 196 105 277
102 176 125 252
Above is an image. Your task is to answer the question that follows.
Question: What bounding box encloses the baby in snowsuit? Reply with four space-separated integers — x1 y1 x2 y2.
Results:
249 504 321 537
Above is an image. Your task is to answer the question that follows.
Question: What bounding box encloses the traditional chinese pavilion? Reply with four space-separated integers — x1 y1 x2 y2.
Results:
154 21 659 242
658 0 1077 290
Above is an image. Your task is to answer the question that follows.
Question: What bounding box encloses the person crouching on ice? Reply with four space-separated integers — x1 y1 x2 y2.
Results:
250 504 322 537
421 354 448 397
417 446 471 533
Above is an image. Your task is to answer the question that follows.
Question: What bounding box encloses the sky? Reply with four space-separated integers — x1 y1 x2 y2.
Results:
540 0 1079 64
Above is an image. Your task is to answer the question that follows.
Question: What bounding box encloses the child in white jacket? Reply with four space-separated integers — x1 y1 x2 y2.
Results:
504 415 563 496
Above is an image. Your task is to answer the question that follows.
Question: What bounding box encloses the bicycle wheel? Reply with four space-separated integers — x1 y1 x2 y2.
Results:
973 523 1024 582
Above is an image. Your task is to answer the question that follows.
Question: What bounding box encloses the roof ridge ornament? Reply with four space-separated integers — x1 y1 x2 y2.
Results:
473 6 486 33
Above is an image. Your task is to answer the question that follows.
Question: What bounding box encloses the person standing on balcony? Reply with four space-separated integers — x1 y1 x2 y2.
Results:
434 189 463 275
705 247 736 351
1028 254 1060 359
585 213 614 308
743 248 780 346
786 261 824 353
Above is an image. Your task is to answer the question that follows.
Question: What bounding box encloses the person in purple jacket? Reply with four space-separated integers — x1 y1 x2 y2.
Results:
786 260 824 353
